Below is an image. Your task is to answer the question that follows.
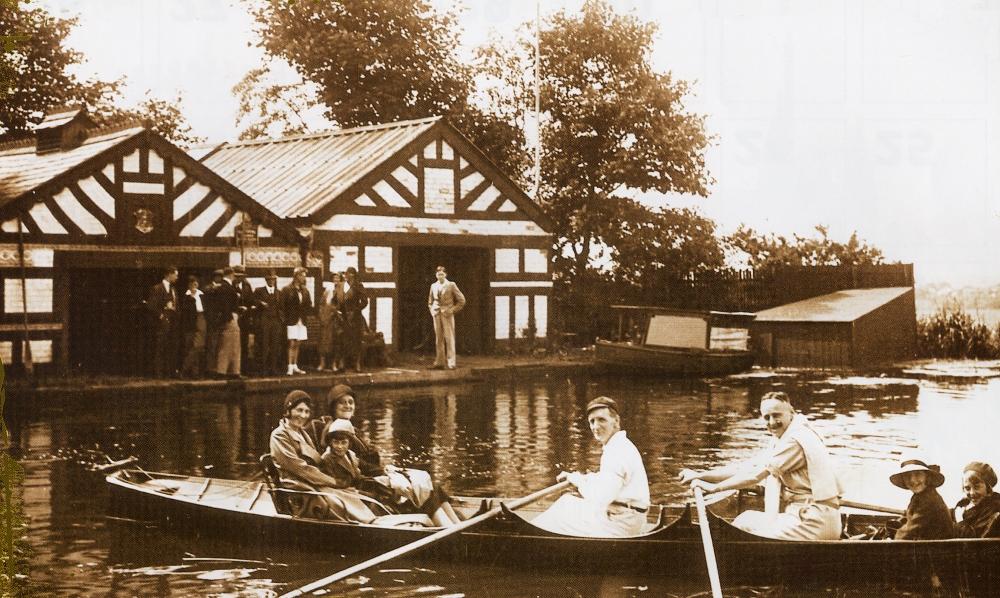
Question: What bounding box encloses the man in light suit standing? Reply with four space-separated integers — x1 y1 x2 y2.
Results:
428 265 465 370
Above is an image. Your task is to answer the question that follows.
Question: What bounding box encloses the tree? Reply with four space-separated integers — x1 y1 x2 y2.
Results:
0 3 202 146
245 0 528 177
483 2 714 273
480 1 718 333
0 2 106 135
249 0 469 127
727 224 885 273
232 65 323 140
97 92 205 148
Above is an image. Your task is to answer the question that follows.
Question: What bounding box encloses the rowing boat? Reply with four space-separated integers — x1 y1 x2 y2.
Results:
594 306 756 377
106 469 1000 589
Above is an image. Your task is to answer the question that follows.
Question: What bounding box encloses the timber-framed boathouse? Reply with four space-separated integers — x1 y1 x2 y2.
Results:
198 117 554 356
0 108 304 374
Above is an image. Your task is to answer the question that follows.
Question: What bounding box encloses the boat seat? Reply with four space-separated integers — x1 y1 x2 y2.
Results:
259 454 295 515
373 513 435 528
983 512 1000 538
147 479 182 495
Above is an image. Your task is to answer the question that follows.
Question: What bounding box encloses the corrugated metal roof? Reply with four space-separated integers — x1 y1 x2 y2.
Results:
198 117 440 218
0 125 144 206
755 287 912 323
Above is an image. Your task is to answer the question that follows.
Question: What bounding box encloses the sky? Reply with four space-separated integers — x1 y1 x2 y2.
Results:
34 0 1000 288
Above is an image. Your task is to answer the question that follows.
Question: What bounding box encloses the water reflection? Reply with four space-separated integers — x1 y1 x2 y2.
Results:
7 371 1000 596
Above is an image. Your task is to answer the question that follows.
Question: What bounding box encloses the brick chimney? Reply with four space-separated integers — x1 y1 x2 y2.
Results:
33 106 95 154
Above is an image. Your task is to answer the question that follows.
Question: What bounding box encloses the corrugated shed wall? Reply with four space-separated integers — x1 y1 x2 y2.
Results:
851 288 917 367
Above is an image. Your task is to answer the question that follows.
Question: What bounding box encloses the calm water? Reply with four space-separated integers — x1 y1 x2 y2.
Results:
5 367 1000 597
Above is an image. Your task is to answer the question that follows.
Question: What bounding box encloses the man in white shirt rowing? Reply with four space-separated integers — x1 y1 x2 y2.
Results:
532 396 650 537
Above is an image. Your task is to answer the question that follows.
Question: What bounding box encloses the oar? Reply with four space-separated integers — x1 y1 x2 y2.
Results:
841 499 904 516
693 487 723 598
280 480 571 598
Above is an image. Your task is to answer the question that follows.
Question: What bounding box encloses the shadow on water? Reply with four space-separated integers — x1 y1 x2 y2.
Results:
5 369 1000 596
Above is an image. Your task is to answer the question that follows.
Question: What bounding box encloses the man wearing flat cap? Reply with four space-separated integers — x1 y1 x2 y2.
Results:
532 396 650 537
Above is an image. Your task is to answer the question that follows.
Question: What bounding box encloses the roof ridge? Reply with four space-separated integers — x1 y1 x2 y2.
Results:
0 122 144 157
223 116 442 149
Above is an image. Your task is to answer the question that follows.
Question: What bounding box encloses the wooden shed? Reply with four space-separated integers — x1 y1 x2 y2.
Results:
198 117 554 354
751 286 916 369
0 107 304 374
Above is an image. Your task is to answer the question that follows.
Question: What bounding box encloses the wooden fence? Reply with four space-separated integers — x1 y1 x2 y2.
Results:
657 264 914 313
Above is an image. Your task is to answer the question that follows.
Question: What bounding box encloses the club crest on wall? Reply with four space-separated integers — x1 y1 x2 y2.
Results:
134 207 155 234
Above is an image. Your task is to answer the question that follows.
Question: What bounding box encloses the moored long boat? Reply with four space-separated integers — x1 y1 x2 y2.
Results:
594 340 755 377
106 469 1000 589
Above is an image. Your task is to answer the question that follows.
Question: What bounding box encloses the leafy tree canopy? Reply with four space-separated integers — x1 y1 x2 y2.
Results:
244 0 527 176
249 0 469 127
727 224 886 272
482 0 716 277
0 2 202 146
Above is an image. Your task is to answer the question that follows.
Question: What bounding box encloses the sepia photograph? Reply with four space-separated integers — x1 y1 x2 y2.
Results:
1 0 999 596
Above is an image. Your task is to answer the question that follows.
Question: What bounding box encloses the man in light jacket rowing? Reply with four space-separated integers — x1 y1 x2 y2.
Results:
532 396 650 537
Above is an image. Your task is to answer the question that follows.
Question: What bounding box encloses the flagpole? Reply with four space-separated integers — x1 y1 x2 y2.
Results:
532 0 542 200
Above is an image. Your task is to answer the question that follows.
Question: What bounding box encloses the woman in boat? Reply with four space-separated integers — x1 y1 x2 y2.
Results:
679 391 842 541
889 457 953 540
269 390 376 523
953 461 1000 538
315 384 461 525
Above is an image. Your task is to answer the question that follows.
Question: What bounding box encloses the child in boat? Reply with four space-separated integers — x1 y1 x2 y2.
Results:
320 419 460 526
890 457 953 540
953 461 1000 538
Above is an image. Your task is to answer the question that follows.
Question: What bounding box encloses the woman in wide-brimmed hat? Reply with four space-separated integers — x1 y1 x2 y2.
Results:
317 384 460 526
953 461 1000 538
890 457 953 540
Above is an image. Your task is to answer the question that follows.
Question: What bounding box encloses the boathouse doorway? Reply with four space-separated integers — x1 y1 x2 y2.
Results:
397 246 490 356
67 265 218 375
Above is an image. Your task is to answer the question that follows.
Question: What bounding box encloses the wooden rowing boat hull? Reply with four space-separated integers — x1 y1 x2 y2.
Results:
106 470 1000 590
594 340 754 378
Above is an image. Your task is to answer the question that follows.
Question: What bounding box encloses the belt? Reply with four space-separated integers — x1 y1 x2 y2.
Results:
611 501 648 513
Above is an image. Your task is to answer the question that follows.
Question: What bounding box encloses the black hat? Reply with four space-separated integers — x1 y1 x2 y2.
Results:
283 390 313 414
232 264 246 275
964 462 998 488
586 396 619 416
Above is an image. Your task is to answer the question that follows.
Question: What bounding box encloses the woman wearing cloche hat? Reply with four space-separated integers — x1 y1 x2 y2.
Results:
953 461 1000 538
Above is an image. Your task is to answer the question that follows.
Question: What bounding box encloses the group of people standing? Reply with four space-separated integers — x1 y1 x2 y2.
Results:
147 265 370 378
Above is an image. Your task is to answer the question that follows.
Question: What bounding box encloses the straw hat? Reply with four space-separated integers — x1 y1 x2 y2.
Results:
889 458 945 490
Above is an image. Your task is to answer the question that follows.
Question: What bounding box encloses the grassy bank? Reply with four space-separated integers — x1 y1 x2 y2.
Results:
917 304 1000 359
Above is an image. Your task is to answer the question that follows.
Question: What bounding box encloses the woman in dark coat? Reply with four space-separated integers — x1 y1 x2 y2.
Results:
341 267 368 372
278 267 312 375
954 461 1000 538
317 272 345 372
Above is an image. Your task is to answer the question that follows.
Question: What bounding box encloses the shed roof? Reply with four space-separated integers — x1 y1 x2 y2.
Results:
0 125 144 206
754 287 912 323
197 117 440 219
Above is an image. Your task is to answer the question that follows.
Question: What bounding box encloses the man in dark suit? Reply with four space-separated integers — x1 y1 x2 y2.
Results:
214 266 244 377
252 271 284 375
202 268 225 373
232 264 255 373
147 265 180 377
